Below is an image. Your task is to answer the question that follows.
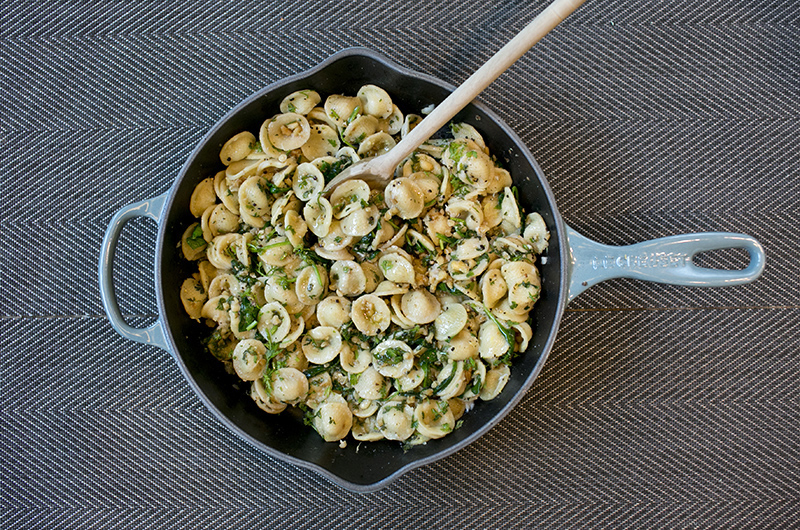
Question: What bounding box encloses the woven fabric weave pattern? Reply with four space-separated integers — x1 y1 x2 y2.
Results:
1 0 798 527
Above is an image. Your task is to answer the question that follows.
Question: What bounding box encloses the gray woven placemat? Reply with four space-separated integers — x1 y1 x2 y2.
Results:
2 0 799 527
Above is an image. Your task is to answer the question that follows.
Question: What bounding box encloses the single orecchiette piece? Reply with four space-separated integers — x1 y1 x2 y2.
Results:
480 268 508 309
225 158 259 185
303 197 333 237
267 113 311 151
371 340 413 378
232 339 267 381
208 273 239 299
307 106 338 130
314 246 354 262
378 253 416 285
340 205 379 237
384 104 404 135
280 90 321 115
361 262 383 293
434 360 466 400
313 401 353 442
305 372 332 409
377 402 414 441
487 167 512 194
513 322 533 353
269 367 309 405
214 170 240 212
283 210 308 248
238 176 271 228
434 302 468 340
208 204 239 237
357 84 393 119
251 379 287 414
190 177 216 217
501 261 541 312
201 295 230 326
401 114 422 138
292 162 324 201
444 329 479 361
384 177 424 220
295 263 328 305
452 237 489 261
372 280 408 298
357 132 396 158
351 294 391 336
331 179 370 220
414 400 455 439
280 314 305 348
197 260 218 294
393 365 423 391
316 295 351 328
390 293 415 329
400 289 441 324
343 114 380 146
336 146 360 164
478 320 511 361
353 366 387 400
206 233 240 270
302 326 343 364
220 131 255 166
446 198 483 232
340 342 372 374
180 277 206 320
319 219 353 251
330 260 367 297
523 212 550 254
480 365 511 400
410 172 440 205
270 191 298 228
324 94 361 128
352 399 380 419
301 123 340 160
451 122 486 150
500 186 522 234
482 195 503 229
461 149 495 190
257 301 291 343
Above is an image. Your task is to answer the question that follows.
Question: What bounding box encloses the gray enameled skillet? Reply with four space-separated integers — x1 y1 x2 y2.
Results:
99 48 765 492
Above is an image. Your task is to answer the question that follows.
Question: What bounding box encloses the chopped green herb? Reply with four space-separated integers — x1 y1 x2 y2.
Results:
186 225 206 249
237 296 260 333
374 347 406 365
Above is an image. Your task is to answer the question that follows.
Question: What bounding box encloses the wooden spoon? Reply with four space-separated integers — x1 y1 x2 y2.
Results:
323 0 586 193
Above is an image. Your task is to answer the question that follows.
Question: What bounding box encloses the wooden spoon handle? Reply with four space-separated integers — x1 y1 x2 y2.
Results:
377 0 586 173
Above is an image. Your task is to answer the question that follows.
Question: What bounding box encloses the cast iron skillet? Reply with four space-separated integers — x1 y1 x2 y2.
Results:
99 48 765 492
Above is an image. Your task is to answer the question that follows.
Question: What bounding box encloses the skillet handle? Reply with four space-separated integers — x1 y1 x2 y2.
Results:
98 193 171 352
566 225 766 301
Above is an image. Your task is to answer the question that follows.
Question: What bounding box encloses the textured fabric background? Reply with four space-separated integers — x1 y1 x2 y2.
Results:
2 0 799 527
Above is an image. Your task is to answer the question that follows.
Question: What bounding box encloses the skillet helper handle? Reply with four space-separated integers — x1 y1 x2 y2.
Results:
567 225 766 301
98 193 171 352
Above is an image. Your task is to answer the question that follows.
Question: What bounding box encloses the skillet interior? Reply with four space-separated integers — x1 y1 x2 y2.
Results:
156 48 568 491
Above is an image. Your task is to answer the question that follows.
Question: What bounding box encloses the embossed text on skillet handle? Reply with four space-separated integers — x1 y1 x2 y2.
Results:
565 225 766 301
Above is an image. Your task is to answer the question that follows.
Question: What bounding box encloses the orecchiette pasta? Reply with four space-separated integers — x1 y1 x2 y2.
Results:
179 85 548 446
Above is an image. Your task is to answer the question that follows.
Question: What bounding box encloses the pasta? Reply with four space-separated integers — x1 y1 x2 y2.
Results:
179 85 549 446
